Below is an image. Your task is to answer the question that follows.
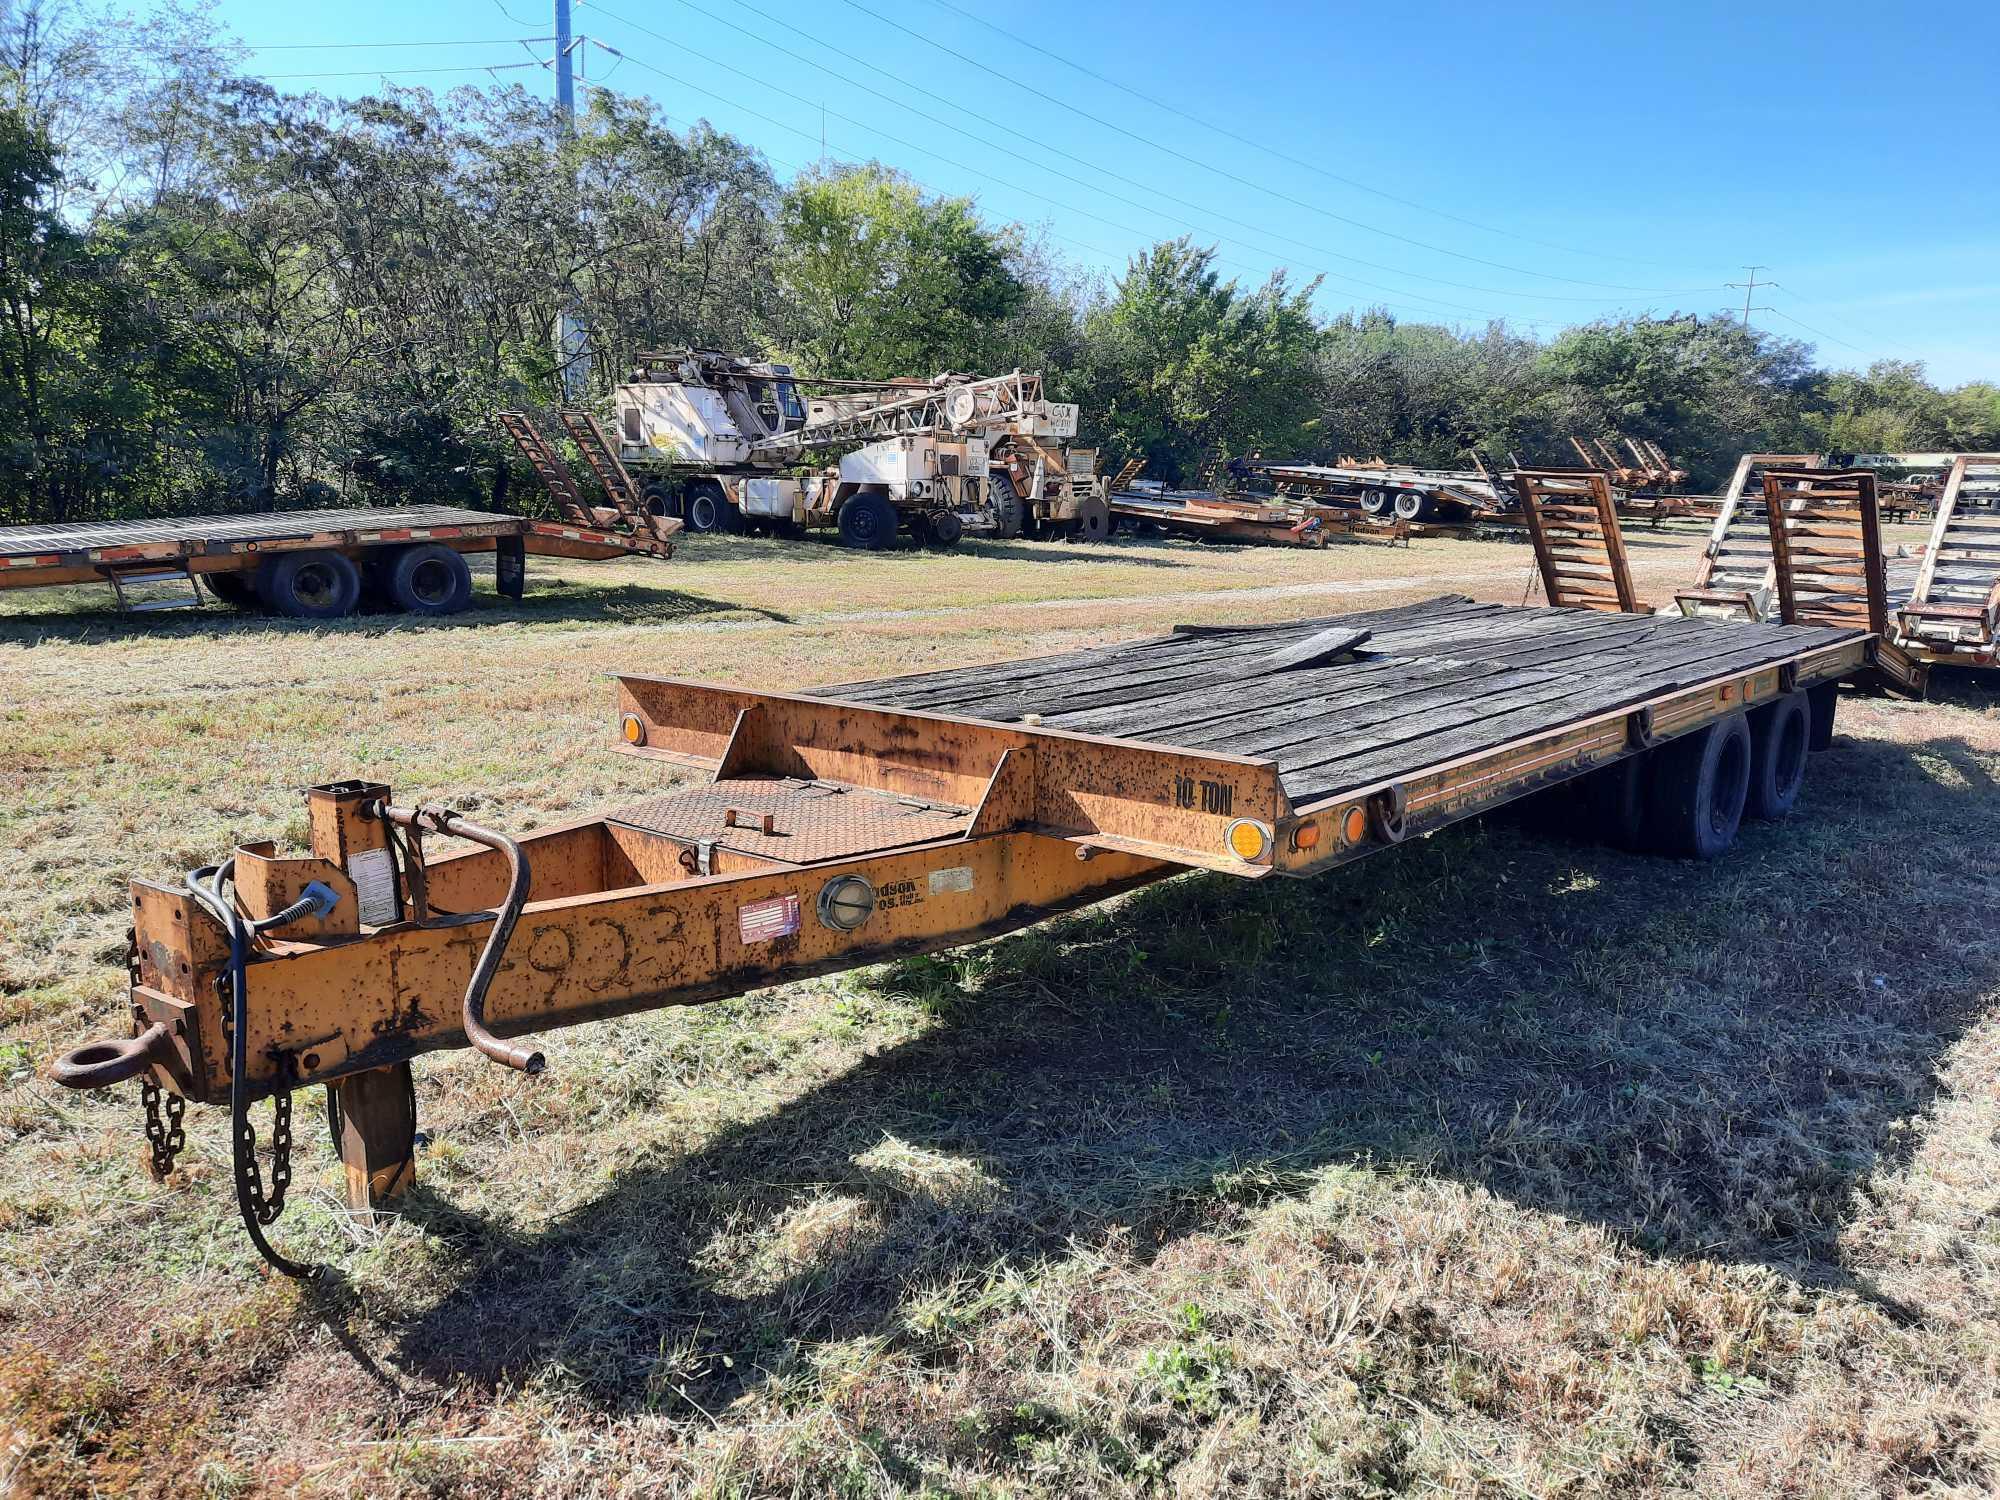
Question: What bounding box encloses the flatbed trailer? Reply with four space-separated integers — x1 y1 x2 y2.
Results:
52 594 1888 1273
1107 487 1407 547
0 504 675 619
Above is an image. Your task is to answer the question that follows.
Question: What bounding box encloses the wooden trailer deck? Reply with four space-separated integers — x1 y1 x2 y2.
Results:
825 596 1867 809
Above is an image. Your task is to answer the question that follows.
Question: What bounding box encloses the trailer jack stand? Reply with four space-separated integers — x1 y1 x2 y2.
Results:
327 1062 419 1226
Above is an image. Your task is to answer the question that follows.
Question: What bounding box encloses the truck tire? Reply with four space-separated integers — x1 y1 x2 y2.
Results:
1072 495 1112 542
989 471 1024 539
1393 491 1429 522
1640 714 1751 859
642 481 679 520
385 543 474 617
257 550 361 620
837 490 899 550
683 480 730 534
1746 693 1810 820
1360 488 1390 516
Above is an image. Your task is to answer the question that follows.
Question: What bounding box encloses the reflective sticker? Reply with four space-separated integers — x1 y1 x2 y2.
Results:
347 847 399 927
928 866 974 896
737 893 802 944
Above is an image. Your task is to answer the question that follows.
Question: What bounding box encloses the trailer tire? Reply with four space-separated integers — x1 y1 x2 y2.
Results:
837 490 899 550
1584 756 1648 852
385 543 473 617
1360 488 1390 516
1746 693 1810 820
683 480 730 534
989 472 1024 539
1807 681 1838 751
258 550 361 620
1073 495 1112 542
1640 714 1751 859
1393 491 1429 522
204 572 256 609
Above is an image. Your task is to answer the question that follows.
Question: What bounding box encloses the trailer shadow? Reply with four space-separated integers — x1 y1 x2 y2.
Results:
388 719 2000 1413
0 582 792 642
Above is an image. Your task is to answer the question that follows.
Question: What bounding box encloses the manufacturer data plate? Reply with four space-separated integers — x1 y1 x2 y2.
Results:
737 893 802 944
347 847 399 928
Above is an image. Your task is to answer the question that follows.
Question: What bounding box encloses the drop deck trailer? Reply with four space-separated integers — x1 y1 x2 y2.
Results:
52 590 1898 1273
0 504 675 618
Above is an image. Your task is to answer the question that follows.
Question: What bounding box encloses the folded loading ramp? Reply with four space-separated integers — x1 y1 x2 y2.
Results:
1898 455 2000 664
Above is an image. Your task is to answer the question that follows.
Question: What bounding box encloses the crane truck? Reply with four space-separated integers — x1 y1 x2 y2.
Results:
610 349 1082 549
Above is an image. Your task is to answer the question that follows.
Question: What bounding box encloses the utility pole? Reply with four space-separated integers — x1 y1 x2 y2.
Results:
553 0 589 401
1725 266 1777 329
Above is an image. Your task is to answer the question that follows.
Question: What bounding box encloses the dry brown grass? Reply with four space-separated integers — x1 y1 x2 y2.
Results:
2 524 1996 1497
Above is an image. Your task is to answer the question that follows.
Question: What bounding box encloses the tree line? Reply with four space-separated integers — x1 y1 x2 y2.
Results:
3 2 1996 528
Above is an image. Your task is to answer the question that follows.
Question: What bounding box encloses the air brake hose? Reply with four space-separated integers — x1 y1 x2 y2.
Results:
372 802 542 1075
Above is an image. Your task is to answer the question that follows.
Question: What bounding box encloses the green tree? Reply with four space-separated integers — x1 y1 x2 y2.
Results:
1079 237 1323 481
768 164 1025 379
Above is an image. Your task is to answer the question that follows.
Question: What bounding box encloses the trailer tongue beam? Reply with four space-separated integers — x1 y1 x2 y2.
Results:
50 597 1877 1272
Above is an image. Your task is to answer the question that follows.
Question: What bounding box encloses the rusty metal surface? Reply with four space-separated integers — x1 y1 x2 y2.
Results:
610 778 974 864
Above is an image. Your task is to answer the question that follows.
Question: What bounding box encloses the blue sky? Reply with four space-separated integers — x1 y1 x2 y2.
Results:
215 0 1998 384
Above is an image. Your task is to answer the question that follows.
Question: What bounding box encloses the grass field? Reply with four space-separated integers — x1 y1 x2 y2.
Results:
5 523 1998 1497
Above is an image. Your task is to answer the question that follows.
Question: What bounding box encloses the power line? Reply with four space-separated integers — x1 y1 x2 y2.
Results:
244 37 538 50
594 1 1711 321
1762 306 1877 361
1725 265 1776 326
586 41 1574 329
824 0 1708 295
912 0 1707 275
685 0 1720 306
254 63 541 79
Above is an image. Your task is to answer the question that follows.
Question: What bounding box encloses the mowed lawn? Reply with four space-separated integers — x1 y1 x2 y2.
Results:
4 524 1998 1497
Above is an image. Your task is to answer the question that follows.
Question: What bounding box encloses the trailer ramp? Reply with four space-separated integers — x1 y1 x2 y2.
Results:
1675 453 1823 619
1512 468 1639 612
1896 454 2000 664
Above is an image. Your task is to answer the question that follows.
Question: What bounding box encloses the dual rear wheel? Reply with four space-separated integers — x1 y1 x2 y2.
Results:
1565 692 1815 860
233 543 474 619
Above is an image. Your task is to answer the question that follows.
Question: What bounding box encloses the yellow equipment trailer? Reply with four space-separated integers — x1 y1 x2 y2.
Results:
52 596 1892 1273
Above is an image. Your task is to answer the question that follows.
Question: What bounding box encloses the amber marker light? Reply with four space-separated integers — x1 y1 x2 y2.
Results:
621 713 646 745
1225 819 1270 862
1289 822 1322 852
1340 805 1369 845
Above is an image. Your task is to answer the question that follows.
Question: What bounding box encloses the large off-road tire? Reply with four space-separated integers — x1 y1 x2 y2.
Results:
257 549 361 620
682 479 733 534
1072 494 1112 542
385 543 474 617
837 489 899 550
1746 693 1811 821
988 471 1024 539
1640 714 1752 859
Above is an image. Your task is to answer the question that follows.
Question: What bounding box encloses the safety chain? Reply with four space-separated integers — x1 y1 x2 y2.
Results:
235 1076 295 1227
140 1078 186 1181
